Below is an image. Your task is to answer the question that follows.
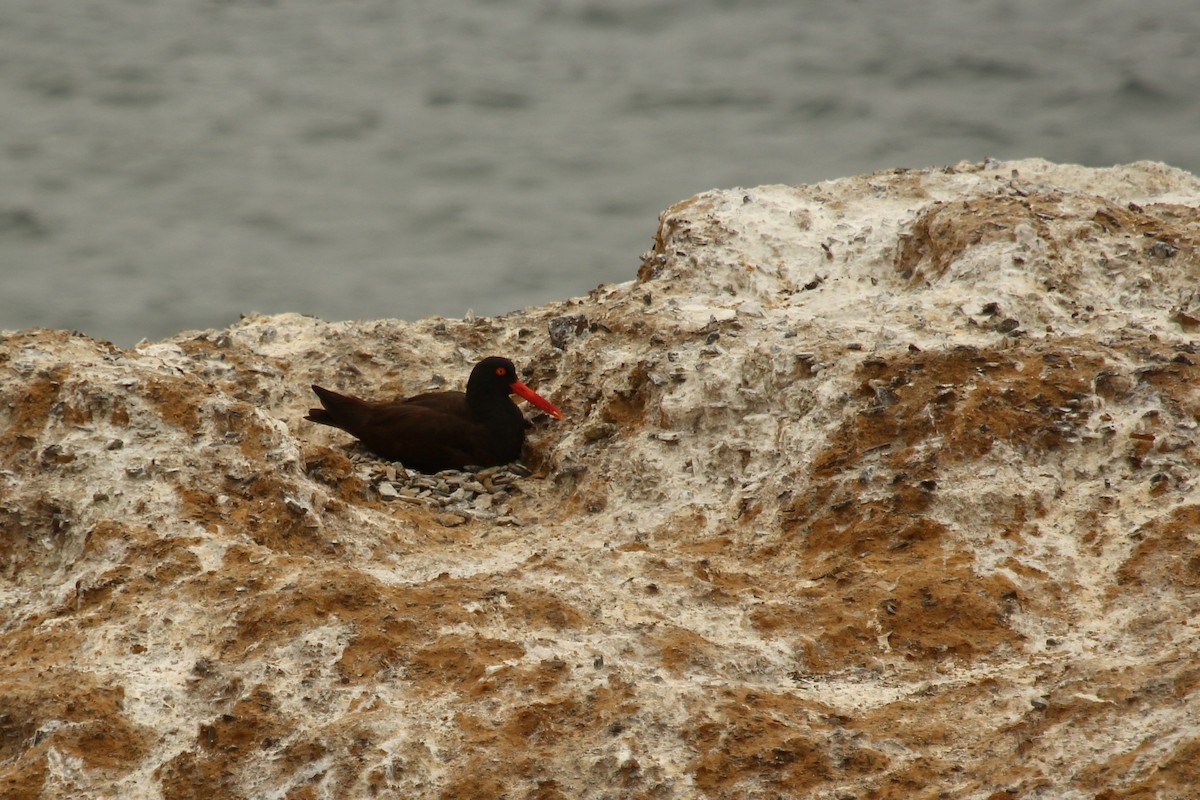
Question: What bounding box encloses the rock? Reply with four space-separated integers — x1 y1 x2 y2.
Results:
582 422 617 442
3 160 1200 799
548 313 589 349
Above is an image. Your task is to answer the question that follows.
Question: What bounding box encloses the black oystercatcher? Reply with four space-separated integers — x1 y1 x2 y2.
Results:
305 356 562 473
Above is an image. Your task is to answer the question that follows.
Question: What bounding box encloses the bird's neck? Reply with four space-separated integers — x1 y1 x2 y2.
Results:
467 389 516 421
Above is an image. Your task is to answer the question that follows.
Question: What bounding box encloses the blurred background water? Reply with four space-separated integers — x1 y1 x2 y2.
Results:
1 0 1197 345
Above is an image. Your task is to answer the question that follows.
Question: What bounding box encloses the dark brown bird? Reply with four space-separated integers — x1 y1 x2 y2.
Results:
305 356 562 473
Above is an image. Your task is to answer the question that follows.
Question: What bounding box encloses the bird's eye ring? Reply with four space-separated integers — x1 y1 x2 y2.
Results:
495 367 507 376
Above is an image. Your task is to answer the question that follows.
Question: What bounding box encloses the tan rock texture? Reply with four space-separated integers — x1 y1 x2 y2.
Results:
2 159 1200 799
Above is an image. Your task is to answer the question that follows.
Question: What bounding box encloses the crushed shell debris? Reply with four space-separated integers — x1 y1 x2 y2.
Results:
347 450 532 524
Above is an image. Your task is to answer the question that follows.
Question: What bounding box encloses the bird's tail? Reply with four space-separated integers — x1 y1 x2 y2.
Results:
305 385 362 429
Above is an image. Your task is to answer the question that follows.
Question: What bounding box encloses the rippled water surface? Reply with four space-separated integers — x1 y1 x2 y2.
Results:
3 0 1197 344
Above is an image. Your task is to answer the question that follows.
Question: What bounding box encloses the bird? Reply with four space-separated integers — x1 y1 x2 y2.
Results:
304 355 563 473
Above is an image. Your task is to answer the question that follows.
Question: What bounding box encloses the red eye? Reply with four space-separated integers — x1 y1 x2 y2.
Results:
495 367 506 376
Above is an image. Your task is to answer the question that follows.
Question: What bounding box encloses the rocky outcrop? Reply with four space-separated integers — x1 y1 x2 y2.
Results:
3 159 1199 798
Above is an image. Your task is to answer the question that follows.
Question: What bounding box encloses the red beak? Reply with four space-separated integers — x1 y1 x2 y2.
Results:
510 380 563 419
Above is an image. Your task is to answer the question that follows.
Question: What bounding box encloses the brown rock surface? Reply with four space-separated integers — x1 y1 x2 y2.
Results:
3 159 1199 798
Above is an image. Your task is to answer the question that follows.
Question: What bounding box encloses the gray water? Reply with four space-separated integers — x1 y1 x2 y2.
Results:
2 0 1197 346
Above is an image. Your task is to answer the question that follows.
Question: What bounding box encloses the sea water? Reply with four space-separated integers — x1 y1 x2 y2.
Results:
1 0 1196 345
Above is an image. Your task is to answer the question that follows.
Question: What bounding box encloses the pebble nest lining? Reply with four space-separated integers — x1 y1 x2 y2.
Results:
347 449 533 526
